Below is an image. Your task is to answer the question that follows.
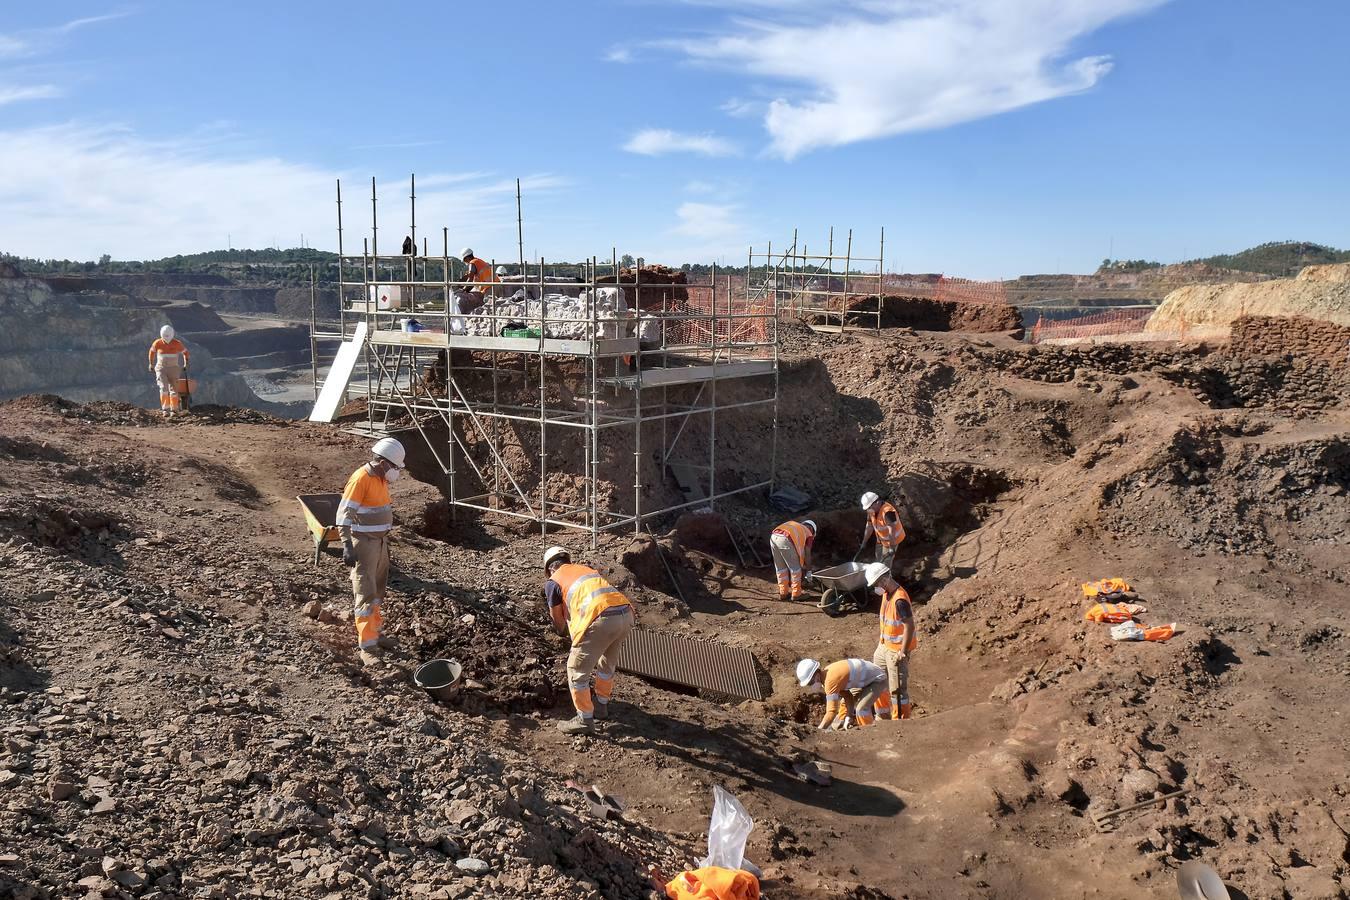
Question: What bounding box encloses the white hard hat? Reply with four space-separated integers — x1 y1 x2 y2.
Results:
801 519 817 533
371 437 406 468
160 324 175 341
459 247 474 259
494 265 507 276
864 562 890 588
543 545 570 571
796 658 821 687
860 491 879 510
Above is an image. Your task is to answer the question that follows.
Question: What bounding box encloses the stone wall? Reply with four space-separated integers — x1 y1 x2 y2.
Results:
1229 315 1350 366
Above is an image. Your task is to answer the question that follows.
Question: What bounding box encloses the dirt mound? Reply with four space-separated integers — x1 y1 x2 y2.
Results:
0 497 128 558
1147 262 1350 332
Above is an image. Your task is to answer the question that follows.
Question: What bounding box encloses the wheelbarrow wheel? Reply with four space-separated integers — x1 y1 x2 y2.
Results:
818 588 845 617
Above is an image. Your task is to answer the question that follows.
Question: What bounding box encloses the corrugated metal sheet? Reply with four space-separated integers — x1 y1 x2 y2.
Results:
618 629 764 701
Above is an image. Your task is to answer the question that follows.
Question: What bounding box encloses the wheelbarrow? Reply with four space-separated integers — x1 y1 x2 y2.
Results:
807 562 873 617
297 493 342 566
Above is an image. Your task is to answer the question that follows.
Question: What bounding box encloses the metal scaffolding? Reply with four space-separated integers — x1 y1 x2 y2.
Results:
310 176 780 546
748 228 886 333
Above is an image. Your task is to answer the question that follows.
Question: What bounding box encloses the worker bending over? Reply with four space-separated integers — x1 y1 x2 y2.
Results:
797 657 894 730
858 491 905 571
459 247 499 313
147 325 189 417
543 546 635 735
865 563 916 720
337 438 405 666
770 518 816 602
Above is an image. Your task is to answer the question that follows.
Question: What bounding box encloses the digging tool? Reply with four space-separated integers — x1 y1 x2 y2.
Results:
643 527 687 606
1175 861 1230 900
1091 787 1189 831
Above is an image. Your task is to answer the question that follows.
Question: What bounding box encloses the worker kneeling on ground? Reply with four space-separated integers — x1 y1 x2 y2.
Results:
543 546 635 736
337 438 405 666
147 324 190 417
770 518 816 602
865 562 916 720
797 657 894 730
858 491 905 571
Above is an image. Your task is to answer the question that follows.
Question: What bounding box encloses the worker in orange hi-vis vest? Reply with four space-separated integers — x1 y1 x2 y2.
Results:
458 247 499 313
858 491 906 571
147 325 190 417
337 438 405 667
769 519 816 602
542 546 635 736
796 657 894 730
865 562 917 720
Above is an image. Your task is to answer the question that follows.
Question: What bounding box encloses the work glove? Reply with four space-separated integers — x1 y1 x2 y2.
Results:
342 542 356 567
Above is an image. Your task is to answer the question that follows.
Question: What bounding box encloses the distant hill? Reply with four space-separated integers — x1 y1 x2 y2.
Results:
1 247 339 285
1188 241 1350 277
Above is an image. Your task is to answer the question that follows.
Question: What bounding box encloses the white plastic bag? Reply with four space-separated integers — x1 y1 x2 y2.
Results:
699 785 754 871
1110 622 1145 641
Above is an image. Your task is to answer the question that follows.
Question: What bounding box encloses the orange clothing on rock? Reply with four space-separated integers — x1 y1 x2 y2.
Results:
867 500 905 551
665 867 760 900
548 563 631 643
148 338 189 368
878 585 917 652
1085 602 1144 624
1082 577 1131 599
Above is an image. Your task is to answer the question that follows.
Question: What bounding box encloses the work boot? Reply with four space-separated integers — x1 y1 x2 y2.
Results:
592 702 609 721
557 715 594 735
376 634 399 651
777 593 790 603
359 649 384 668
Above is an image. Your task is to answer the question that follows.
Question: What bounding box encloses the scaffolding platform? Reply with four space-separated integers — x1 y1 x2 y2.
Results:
310 175 782 545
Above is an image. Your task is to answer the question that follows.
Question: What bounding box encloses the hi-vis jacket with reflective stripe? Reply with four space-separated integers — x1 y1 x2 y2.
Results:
148 338 189 369
879 585 917 652
467 257 498 286
337 465 394 533
867 500 905 551
822 658 885 713
549 563 631 643
772 520 813 560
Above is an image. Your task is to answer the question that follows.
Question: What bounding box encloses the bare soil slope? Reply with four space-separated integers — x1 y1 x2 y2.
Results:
1 327 1347 899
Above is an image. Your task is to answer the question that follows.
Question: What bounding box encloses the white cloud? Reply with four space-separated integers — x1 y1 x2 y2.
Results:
0 123 566 260
0 10 131 59
0 84 62 105
662 201 750 261
603 47 633 63
623 128 739 157
673 0 1168 158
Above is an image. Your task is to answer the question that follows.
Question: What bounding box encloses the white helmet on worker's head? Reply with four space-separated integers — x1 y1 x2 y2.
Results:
494 265 508 277
801 519 817 534
160 324 175 342
860 491 879 511
796 658 821 687
864 562 890 589
371 437 406 468
543 545 570 572
459 247 474 260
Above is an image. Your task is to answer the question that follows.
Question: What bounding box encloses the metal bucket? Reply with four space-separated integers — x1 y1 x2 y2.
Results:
414 659 463 702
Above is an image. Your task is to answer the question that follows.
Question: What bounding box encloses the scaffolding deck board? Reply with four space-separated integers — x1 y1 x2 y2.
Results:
366 329 638 357
599 359 776 389
618 629 764 701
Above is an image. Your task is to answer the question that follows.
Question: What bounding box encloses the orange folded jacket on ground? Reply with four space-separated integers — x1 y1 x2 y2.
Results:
1082 577 1132 599
666 866 760 900
1085 602 1146 623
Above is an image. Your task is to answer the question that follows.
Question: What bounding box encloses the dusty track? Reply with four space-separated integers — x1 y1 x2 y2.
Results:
1 327 1347 899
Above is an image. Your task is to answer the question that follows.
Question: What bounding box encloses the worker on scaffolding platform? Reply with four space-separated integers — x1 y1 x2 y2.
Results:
865 562 916 720
769 518 816 602
458 247 498 314
337 438 406 667
542 546 635 735
858 491 905 572
796 657 894 730
147 324 189 417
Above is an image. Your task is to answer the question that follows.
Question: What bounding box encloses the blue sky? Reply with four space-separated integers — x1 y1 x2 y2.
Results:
0 0 1346 278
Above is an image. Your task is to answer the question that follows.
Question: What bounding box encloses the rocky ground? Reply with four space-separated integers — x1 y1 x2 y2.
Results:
1 325 1348 899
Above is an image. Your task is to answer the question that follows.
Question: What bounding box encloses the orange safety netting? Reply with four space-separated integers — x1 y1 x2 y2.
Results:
1029 308 1158 344
660 285 773 358
933 276 1009 305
